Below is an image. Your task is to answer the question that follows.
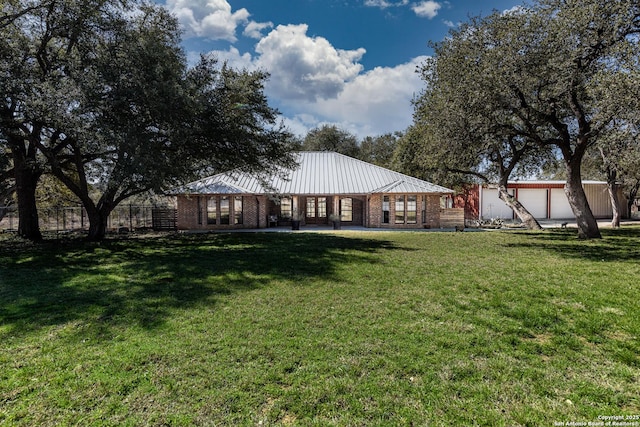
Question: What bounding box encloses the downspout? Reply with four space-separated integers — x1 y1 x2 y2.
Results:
256 196 260 228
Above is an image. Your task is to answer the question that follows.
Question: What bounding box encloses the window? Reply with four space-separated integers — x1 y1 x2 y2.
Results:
383 196 390 224
197 197 203 225
306 197 316 218
318 197 327 218
280 197 292 218
341 198 353 222
422 196 427 224
395 196 405 224
207 197 217 225
407 195 417 224
441 195 452 209
220 196 230 225
234 196 243 225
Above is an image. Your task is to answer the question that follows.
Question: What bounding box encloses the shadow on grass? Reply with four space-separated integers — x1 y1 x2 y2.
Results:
0 233 398 338
503 226 640 262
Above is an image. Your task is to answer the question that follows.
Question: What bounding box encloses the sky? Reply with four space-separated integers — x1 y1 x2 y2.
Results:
155 0 525 139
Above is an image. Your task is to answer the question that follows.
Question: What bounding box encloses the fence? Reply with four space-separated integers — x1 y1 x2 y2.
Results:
0 205 177 233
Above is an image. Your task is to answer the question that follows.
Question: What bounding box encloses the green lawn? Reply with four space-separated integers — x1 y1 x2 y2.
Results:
1 228 639 426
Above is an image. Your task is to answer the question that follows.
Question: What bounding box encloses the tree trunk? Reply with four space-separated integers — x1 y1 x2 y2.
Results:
606 181 621 228
497 185 543 230
13 148 42 241
565 166 601 239
85 205 110 241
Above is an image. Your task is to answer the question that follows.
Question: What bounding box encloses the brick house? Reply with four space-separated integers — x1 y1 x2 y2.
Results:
175 151 457 230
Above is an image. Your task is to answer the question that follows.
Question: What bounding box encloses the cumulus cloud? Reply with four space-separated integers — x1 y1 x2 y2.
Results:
166 0 273 42
173 1 426 137
197 49 425 138
304 56 427 137
254 24 366 102
243 20 273 39
209 47 256 70
412 1 441 19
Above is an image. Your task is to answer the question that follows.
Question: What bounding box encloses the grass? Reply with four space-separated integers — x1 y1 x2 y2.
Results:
1 227 639 426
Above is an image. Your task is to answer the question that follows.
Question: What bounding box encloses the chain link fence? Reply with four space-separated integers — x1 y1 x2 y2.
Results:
0 205 176 233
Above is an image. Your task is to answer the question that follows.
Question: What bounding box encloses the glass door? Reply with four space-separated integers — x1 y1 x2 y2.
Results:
305 197 327 224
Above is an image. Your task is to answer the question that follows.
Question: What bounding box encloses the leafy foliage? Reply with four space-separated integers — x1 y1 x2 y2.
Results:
300 125 400 169
0 0 296 241
302 124 360 158
409 0 640 238
359 132 399 168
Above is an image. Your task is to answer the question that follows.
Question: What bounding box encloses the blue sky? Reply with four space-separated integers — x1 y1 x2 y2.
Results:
156 0 525 139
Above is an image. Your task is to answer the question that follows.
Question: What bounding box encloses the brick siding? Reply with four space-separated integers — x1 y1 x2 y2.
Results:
177 193 445 230
177 195 268 230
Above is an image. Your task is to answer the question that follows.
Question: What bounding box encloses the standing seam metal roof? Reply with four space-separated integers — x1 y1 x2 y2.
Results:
181 151 453 195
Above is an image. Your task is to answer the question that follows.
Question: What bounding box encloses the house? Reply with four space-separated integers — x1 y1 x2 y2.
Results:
175 151 459 230
474 181 627 220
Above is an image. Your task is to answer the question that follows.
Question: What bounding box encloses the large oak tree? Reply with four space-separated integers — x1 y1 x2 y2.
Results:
412 0 640 238
1 0 296 241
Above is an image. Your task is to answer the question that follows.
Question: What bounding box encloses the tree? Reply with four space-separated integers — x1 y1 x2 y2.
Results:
1 1 296 241
412 11 556 230
392 125 436 182
302 125 360 158
415 0 640 238
359 133 399 168
583 124 640 226
0 0 54 240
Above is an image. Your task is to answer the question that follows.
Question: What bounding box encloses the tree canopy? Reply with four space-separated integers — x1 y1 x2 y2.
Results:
1 0 296 241
410 0 640 238
300 125 399 170
301 125 360 159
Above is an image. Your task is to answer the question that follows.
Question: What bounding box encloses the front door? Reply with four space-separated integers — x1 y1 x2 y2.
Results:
305 196 327 224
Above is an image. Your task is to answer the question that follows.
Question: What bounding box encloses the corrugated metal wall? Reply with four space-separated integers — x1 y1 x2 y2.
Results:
584 184 613 218
479 183 628 220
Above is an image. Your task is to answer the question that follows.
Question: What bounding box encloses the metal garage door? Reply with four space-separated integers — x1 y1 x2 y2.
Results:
550 188 574 219
517 189 548 219
481 188 514 219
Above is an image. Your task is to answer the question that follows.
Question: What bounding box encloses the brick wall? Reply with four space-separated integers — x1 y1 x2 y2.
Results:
425 194 441 229
367 193 442 229
177 193 447 230
177 195 268 230
368 194 383 227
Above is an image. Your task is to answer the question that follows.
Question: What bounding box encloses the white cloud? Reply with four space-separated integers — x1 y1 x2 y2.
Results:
194 48 425 138
254 24 366 102
280 114 321 138
179 4 426 138
303 56 427 137
243 20 273 39
209 46 256 70
166 0 251 41
412 1 441 19
364 0 409 9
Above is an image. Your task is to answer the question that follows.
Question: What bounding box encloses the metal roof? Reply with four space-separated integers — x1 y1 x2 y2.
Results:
180 152 453 195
